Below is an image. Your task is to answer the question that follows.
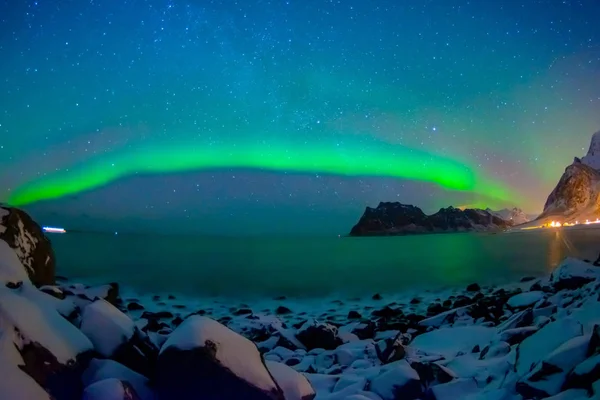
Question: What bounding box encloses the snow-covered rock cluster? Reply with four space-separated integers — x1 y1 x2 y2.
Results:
2 208 600 399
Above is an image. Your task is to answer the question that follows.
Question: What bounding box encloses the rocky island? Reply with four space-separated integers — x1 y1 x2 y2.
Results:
349 203 513 236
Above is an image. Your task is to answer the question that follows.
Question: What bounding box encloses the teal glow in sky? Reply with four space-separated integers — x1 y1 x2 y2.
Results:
0 0 599 234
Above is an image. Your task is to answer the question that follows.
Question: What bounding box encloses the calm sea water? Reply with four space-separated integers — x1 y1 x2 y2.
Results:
49 228 600 298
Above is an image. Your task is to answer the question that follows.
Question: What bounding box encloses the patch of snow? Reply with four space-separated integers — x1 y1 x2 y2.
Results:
0 284 93 364
82 379 127 400
0 239 29 283
160 316 279 393
82 358 155 400
507 291 544 308
411 326 496 358
266 360 315 400
80 300 136 357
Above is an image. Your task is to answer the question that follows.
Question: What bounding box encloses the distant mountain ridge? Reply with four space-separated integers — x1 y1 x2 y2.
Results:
537 130 600 222
349 202 511 236
486 207 530 225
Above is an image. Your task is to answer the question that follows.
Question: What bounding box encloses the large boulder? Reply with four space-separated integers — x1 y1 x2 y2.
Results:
157 316 285 400
0 328 53 400
516 333 591 398
551 258 600 291
80 299 158 378
0 206 55 286
265 360 316 400
0 283 95 400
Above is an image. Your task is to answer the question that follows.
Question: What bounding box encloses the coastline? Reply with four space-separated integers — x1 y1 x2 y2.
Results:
26 257 600 399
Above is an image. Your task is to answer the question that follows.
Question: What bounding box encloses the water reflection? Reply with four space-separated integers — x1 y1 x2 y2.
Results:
547 230 564 271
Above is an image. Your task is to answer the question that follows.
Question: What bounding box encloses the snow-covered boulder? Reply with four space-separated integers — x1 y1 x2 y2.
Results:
369 360 421 400
80 299 158 377
0 327 52 400
516 333 591 398
410 362 456 388
296 319 342 351
0 283 94 399
507 291 545 309
82 359 155 400
0 206 55 286
157 316 284 400
563 350 600 393
82 379 141 400
516 316 583 375
81 299 136 357
410 326 496 358
551 257 600 290
265 360 316 400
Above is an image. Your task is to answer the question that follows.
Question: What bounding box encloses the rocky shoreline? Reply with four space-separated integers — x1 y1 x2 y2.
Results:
2 207 600 399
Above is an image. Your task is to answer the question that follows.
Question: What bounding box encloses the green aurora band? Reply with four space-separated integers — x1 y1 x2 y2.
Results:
7 137 516 206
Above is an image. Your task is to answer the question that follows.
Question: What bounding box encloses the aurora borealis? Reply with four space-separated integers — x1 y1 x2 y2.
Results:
1 0 599 234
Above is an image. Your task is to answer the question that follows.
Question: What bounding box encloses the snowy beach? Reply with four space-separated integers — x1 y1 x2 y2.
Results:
2 207 600 399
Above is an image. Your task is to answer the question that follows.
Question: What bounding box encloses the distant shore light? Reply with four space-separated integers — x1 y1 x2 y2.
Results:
43 226 66 233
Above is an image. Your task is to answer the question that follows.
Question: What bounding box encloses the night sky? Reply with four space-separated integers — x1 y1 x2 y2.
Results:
1 0 599 235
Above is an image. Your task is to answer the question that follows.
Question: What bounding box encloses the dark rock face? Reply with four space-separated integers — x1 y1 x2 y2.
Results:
0 206 55 286
540 162 600 219
349 202 509 236
349 202 427 236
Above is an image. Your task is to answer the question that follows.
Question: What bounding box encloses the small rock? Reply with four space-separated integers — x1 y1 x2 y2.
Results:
466 283 481 292
275 306 292 315
126 302 144 311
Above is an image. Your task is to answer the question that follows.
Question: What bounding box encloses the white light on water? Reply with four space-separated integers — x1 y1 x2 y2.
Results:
43 226 66 233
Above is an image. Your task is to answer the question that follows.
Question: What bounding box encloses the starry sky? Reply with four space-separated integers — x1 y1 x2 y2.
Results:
0 0 599 235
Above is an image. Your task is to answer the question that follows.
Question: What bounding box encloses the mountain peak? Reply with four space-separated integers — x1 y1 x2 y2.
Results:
580 130 600 170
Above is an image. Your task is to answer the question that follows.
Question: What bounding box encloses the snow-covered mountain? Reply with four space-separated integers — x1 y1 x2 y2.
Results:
487 208 530 226
537 130 600 222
